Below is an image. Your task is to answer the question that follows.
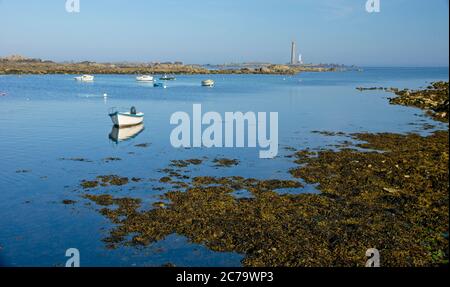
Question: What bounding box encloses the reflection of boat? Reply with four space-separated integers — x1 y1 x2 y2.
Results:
109 123 145 143
201 79 215 87
74 75 94 82
109 106 144 127
154 82 167 88
159 74 176 81
136 75 154 82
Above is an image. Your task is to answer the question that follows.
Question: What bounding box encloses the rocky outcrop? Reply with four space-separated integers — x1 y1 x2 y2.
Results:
388 82 449 122
357 82 449 122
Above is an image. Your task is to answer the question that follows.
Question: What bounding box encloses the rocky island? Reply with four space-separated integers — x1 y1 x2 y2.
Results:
0 55 338 75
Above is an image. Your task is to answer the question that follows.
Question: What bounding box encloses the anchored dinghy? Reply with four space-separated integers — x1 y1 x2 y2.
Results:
136 75 154 82
74 75 94 82
154 82 167 88
109 107 144 127
201 79 215 87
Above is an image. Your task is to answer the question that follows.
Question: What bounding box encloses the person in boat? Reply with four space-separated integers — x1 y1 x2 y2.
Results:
130 106 137 115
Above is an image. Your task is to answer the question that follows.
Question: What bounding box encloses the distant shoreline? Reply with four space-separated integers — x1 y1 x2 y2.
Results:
0 56 344 75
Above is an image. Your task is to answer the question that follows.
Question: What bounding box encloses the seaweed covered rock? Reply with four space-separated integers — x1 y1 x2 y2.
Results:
84 131 448 266
388 82 449 122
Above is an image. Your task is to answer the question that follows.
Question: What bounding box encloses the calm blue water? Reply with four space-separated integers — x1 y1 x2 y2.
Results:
0 68 448 266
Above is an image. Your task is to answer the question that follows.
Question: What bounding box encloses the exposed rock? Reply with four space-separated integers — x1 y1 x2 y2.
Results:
80 175 129 189
62 199 77 205
357 82 449 122
213 158 240 167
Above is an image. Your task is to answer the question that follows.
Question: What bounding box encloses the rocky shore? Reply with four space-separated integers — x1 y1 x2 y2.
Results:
82 131 449 267
71 82 448 267
357 81 449 121
388 82 449 121
0 55 335 75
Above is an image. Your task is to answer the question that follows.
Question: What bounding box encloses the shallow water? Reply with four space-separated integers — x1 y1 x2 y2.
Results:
0 68 448 266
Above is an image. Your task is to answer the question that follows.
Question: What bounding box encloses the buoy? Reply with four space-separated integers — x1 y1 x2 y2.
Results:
103 93 108 98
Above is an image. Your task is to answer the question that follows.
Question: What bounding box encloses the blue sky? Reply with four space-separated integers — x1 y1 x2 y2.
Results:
0 0 448 66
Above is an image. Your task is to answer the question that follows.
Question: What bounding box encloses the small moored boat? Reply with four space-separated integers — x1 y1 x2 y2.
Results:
160 74 176 81
74 75 94 82
136 75 154 82
201 79 215 87
109 107 144 127
153 82 167 88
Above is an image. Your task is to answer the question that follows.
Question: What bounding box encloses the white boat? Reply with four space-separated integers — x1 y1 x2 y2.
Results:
136 75 154 82
74 75 94 82
160 74 176 81
109 123 145 143
201 79 215 87
109 107 144 127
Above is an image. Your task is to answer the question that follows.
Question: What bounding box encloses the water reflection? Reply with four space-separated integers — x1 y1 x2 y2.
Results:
109 123 145 143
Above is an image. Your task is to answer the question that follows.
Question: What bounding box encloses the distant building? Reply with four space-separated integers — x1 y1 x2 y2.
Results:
298 54 303 65
290 41 297 65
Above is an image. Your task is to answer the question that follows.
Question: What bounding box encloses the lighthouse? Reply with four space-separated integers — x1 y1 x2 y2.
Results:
290 41 297 65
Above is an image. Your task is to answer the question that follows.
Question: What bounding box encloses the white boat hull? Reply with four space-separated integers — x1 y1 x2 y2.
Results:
75 75 94 82
110 112 144 127
202 80 215 87
136 75 154 82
